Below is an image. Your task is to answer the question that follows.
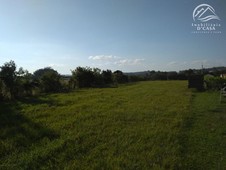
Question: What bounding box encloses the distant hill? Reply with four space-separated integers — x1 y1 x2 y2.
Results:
61 66 226 78
124 66 226 76
124 71 150 76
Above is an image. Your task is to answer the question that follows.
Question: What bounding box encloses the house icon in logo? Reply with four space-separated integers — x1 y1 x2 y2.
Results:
193 4 220 22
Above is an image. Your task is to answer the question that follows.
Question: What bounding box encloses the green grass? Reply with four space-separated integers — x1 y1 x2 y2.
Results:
180 91 226 169
0 81 225 169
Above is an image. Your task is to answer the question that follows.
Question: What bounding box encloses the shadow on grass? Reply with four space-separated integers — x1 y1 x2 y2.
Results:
17 95 58 106
0 101 59 159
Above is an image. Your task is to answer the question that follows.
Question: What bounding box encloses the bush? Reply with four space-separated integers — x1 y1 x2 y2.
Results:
188 75 204 91
204 76 226 90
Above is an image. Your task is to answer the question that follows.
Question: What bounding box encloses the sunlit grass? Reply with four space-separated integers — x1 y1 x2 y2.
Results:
0 81 225 169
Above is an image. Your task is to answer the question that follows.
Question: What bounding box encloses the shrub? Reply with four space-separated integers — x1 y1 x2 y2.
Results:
204 76 226 90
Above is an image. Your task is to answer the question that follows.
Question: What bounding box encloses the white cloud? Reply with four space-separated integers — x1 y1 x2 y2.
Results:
115 59 145 66
88 55 145 69
88 55 119 61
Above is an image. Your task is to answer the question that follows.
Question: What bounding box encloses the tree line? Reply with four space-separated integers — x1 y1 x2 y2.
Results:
1 60 226 100
0 60 129 100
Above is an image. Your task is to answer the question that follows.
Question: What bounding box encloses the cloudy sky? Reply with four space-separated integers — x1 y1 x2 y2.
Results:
0 0 225 74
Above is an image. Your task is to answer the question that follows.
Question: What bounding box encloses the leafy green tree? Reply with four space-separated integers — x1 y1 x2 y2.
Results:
33 67 62 93
0 61 35 99
71 67 95 88
102 69 113 85
0 60 17 99
113 70 128 84
15 68 33 96
93 68 104 87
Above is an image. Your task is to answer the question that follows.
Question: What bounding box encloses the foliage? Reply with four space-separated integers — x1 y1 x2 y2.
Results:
71 66 95 88
0 61 33 99
142 70 188 81
71 67 128 88
102 69 114 85
0 80 6 100
113 70 128 84
0 61 130 100
204 75 226 90
33 67 62 93
188 75 204 91
92 68 104 87
0 60 17 99
1 60 226 102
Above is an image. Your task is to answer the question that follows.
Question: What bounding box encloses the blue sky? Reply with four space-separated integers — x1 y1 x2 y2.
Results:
0 0 225 74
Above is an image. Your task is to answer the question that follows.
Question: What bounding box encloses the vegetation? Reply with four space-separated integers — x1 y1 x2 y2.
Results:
70 67 121 88
1 60 226 168
33 67 63 93
0 61 18 99
1 81 226 169
0 61 130 100
180 91 226 169
1 60 226 101
204 75 226 90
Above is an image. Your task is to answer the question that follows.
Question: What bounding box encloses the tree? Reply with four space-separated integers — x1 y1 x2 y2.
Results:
102 70 113 85
71 67 95 88
0 61 35 99
16 68 34 96
0 79 6 100
113 70 128 84
0 60 17 99
33 67 62 93
92 68 104 87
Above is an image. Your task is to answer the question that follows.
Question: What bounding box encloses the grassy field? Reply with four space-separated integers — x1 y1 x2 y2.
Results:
0 81 225 169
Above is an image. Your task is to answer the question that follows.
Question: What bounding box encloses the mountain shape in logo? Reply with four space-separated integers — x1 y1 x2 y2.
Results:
193 4 220 22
